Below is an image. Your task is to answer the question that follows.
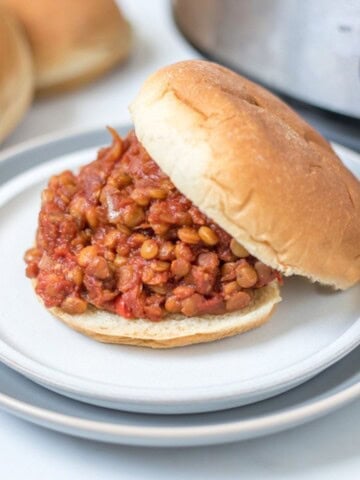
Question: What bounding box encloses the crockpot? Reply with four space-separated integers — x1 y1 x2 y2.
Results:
173 0 360 119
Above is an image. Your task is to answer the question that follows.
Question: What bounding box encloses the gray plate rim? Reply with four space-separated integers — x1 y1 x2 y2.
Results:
0 361 359 446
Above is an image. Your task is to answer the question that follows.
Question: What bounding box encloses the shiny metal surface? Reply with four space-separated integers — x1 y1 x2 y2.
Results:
173 0 360 118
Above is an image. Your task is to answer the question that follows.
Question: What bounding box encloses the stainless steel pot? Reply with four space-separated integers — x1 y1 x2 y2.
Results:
173 0 360 118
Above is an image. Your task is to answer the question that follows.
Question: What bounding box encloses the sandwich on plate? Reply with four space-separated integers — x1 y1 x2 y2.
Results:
24 60 360 348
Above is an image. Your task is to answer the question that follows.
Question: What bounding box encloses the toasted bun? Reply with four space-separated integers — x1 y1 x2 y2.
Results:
1 0 132 95
0 7 33 142
44 282 280 348
130 60 360 290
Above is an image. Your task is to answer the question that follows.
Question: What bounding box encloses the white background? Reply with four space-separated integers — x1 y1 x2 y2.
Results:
1 1 359 478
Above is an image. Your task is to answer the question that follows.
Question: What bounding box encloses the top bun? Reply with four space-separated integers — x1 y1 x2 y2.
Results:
0 6 33 142
130 60 360 290
1 0 132 95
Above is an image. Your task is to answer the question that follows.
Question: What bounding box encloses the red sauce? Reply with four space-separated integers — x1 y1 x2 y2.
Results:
24 129 280 321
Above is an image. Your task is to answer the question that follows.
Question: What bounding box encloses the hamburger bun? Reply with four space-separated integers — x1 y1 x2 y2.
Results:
130 60 360 290
1 0 132 95
0 6 33 142
40 281 280 349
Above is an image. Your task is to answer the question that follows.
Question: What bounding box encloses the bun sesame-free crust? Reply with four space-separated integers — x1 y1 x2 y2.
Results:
130 60 360 289
1 0 132 95
0 7 33 142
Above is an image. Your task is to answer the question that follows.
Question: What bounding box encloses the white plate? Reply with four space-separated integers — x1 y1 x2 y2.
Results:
0 346 359 447
0 127 359 414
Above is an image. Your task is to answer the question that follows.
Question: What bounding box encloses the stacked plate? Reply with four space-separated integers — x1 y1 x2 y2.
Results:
0 126 359 447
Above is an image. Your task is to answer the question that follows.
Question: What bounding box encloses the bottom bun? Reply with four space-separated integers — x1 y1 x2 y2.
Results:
46 282 281 349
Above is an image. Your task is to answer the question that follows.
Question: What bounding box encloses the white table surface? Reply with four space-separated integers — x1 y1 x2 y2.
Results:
1 1 359 478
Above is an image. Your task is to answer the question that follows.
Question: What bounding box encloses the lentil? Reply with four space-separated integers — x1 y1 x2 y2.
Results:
198 226 219 246
230 239 249 258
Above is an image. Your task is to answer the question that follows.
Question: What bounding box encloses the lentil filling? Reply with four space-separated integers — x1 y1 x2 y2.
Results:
24 129 281 321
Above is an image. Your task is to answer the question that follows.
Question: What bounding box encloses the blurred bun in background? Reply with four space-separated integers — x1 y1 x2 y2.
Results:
1 0 132 95
0 7 33 142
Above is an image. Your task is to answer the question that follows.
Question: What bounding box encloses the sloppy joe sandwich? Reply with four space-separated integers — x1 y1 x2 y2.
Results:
24 61 360 348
